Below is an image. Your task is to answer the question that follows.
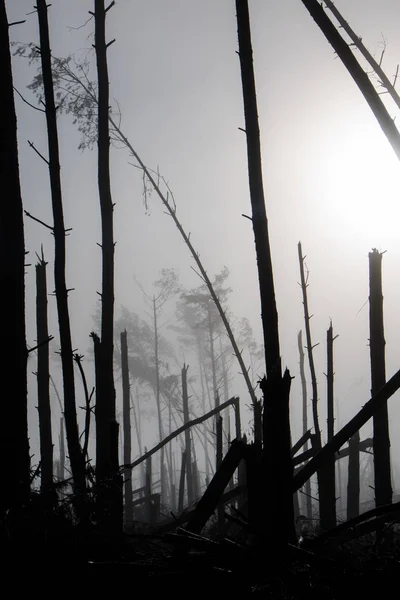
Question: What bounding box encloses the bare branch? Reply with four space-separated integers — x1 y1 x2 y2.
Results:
24 210 54 231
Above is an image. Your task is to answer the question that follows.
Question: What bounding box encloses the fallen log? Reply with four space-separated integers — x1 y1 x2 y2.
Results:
186 440 246 534
123 396 239 471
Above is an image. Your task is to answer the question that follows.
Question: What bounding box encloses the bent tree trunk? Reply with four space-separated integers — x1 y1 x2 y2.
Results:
36 0 86 501
0 0 30 512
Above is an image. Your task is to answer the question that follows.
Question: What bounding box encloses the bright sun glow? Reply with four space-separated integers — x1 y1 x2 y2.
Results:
315 117 400 246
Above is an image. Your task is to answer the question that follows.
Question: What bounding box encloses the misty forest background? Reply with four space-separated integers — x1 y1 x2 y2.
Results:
2 0 400 545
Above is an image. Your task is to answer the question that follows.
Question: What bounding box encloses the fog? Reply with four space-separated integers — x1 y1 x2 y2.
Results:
8 0 400 501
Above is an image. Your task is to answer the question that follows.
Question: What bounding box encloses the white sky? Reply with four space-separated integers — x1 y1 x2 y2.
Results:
6 1 400 494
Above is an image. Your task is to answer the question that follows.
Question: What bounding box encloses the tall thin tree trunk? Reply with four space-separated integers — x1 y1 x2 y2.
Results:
216 415 224 535
0 0 30 513
347 430 360 520
182 364 194 505
369 249 392 507
236 0 295 547
321 321 336 530
36 0 86 501
93 0 121 531
298 331 312 518
121 330 133 530
36 250 53 493
58 417 65 481
298 242 326 524
178 450 187 512
153 296 166 504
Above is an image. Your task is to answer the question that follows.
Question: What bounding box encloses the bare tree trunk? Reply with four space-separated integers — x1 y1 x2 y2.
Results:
145 452 152 523
320 321 336 530
153 296 166 504
298 331 312 518
36 0 86 502
182 364 194 505
121 330 133 530
347 430 360 520
36 251 53 493
216 415 224 535
178 451 186 512
300 0 400 161
0 1 30 513
369 249 392 507
59 417 65 481
298 242 328 526
93 0 122 532
236 0 296 548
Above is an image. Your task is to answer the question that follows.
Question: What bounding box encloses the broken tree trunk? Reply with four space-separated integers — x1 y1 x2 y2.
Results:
369 248 392 507
36 0 86 503
186 439 246 534
178 451 186 513
121 330 133 530
182 364 194 505
216 416 224 535
319 322 336 530
36 250 53 494
347 430 360 520
298 331 312 519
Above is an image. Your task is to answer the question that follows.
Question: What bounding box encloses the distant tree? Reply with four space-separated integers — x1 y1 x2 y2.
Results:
0 0 30 512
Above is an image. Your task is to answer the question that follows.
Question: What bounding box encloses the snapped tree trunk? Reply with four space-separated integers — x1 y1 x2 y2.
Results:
0 0 30 511
236 0 295 548
93 0 122 532
121 330 133 529
182 364 194 505
36 0 86 501
298 331 312 518
319 322 336 530
347 430 360 520
36 251 53 493
369 249 392 507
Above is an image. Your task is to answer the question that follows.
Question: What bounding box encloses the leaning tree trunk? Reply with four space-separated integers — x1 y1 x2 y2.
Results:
369 249 392 507
236 0 295 548
0 0 30 512
36 250 53 493
93 0 122 532
300 0 400 161
36 0 86 502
